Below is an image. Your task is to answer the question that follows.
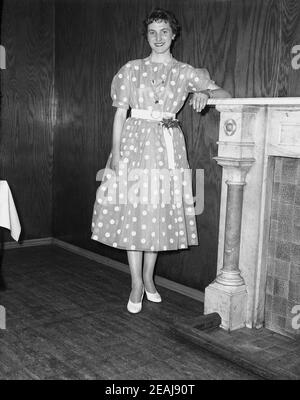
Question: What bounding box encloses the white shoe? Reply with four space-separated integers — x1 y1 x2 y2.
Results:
127 287 144 314
145 289 162 303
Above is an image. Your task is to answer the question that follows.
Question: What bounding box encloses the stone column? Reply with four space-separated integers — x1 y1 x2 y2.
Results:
204 107 255 331
215 159 253 287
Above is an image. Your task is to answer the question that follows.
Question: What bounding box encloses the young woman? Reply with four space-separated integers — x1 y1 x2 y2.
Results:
91 8 231 313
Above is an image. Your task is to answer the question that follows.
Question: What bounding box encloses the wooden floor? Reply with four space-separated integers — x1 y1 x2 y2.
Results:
0 245 257 380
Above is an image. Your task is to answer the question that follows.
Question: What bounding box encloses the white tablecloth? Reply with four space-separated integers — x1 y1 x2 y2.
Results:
0 180 21 241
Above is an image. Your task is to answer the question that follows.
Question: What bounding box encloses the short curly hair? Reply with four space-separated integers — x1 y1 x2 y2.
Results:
142 8 181 40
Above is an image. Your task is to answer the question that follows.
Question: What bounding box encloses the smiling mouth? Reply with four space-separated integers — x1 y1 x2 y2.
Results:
155 43 165 47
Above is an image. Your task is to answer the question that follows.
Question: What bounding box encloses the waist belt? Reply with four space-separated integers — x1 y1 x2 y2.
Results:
131 108 179 169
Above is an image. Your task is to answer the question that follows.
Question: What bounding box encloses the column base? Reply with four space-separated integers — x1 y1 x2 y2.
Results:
204 281 247 331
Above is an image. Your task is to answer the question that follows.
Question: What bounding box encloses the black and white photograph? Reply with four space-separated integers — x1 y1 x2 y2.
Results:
0 0 299 383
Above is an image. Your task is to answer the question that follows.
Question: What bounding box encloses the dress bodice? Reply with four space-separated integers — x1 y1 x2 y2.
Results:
111 57 214 114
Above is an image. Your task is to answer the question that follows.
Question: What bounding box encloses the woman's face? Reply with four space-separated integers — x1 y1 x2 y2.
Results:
147 20 175 55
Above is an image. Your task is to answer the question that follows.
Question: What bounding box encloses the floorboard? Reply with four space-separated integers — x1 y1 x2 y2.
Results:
0 245 258 380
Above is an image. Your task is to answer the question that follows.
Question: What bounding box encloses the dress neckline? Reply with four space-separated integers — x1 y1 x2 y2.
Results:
144 56 176 67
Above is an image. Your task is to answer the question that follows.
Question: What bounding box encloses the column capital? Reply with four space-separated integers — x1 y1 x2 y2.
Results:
214 156 255 184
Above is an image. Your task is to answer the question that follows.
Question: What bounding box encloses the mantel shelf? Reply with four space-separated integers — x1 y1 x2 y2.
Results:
207 97 300 106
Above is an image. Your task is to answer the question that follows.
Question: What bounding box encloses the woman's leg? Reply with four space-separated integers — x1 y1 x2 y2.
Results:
143 251 158 293
127 250 144 302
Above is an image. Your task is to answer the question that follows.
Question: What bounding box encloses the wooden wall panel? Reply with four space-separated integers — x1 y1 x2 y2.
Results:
53 0 300 291
0 0 54 240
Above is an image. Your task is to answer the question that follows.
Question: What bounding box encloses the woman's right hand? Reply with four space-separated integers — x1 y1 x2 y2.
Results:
110 150 120 172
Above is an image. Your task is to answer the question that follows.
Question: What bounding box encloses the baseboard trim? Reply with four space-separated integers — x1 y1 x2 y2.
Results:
3 237 53 250
53 238 204 303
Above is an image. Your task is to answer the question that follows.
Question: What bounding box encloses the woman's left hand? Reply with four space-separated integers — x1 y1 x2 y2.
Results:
189 92 209 112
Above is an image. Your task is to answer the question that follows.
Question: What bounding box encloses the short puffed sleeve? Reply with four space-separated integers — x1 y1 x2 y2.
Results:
111 63 131 109
185 66 215 93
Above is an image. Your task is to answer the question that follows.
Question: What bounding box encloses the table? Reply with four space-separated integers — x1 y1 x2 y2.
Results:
0 180 21 329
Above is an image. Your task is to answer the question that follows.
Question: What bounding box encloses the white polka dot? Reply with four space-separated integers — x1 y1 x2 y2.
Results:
103 209 108 214
132 77 136 82
153 66 158 72
168 224 172 229
152 217 156 223
169 93 174 99
192 233 196 239
141 238 146 244
170 81 175 85
92 235 98 240
98 222 103 227
134 65 139 70
105 232 110 238
170 238 174 243
151 232 155 237
150 245 155 251
118 73 123 78
120 85 125 90
131 231 136 236
131 245 136 250
113 242 118 247
139 97 144 103
142 210 147 216
142 224 146 229
194 76 199 82
123 238 128 242
140 84 145 89
110 219 115 224
173 101 178 106
142 72 147 77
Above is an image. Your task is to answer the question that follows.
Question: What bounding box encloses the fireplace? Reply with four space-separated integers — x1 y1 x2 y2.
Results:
204 98 300 337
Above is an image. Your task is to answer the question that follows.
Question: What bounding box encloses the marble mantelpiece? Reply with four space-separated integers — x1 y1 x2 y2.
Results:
204 97 300 331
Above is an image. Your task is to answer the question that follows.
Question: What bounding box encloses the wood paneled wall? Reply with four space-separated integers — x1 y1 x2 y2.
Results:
0 0 54 240
1 0 300 291
53 0 300 291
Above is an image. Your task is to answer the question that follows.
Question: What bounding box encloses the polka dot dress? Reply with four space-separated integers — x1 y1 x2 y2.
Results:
91 56 214 251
